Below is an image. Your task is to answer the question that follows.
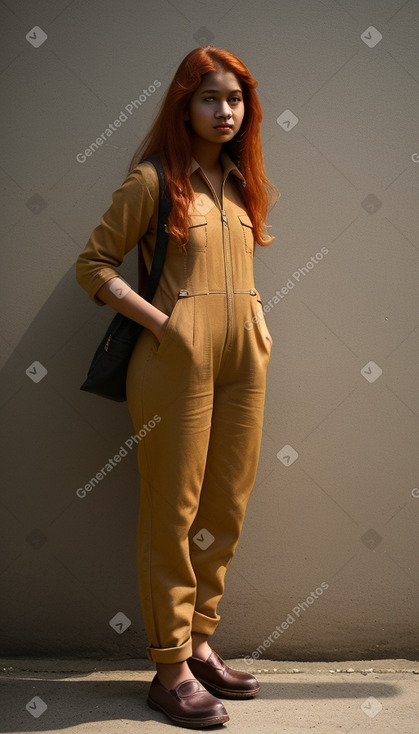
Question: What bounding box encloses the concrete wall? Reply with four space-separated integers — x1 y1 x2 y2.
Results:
1 0 418 661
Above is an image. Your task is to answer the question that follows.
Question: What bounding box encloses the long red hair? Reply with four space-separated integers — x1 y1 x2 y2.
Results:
128 47 280 250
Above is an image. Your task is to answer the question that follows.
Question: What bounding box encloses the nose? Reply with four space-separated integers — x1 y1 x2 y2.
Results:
215 100 232 119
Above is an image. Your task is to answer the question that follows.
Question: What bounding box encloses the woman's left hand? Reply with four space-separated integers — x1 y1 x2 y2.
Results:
259 318 273 350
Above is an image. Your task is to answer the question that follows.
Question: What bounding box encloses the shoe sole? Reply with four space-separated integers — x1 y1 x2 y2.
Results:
194 677 261 700
147 697 230 728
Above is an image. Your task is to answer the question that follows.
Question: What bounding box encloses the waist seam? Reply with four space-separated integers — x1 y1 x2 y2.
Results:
177 289 257 297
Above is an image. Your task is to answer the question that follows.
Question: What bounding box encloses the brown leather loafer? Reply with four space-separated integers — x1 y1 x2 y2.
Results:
147 674 229 728
187 651 261 699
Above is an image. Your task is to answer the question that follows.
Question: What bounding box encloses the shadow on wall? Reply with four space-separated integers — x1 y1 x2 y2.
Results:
0 261 151 657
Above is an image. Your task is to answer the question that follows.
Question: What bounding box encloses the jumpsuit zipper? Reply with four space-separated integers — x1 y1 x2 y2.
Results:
198 169 235 352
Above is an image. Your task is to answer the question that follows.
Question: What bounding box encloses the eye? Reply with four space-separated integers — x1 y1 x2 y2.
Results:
230 96 242 104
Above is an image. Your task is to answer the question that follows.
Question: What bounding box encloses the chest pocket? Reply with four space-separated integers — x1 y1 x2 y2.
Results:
187 214 207 252
238 214 254 254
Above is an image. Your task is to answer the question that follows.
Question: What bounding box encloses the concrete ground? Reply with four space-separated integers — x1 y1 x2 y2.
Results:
0 657 418 733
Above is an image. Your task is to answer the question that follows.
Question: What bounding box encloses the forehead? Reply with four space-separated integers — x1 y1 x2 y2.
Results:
196 68 242 92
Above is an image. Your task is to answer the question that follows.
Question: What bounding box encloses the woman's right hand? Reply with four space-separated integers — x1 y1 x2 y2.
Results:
154 315 170 345
96 278 171 344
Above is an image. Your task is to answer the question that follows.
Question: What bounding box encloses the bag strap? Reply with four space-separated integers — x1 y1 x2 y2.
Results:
140 154 172 303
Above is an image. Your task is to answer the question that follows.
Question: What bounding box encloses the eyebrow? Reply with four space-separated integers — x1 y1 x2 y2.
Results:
200 88 242 94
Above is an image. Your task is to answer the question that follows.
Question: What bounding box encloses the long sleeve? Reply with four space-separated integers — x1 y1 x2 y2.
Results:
76 163 158 305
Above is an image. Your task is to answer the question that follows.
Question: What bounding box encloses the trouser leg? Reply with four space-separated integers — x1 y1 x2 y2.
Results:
189 345 268 635
126 315 215 663
135 411 213 662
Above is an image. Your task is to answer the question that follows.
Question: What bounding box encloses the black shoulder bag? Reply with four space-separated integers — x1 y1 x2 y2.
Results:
80 155 172 402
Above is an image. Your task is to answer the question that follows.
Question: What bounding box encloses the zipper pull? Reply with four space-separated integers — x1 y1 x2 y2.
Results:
178 289 189 297
221 210 228 225
104 334 112 352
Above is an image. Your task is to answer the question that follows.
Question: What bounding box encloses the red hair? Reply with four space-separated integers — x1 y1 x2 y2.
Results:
128 47 280 250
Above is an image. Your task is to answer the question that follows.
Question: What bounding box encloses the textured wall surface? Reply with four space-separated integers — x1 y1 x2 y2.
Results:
1 0 418 662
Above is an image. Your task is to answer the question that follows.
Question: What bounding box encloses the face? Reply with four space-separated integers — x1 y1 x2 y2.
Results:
185 68 245 145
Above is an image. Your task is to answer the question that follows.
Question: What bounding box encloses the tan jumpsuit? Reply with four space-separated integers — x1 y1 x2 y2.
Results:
76 150 272 664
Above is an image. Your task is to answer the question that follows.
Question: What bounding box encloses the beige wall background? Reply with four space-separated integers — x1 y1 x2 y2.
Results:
1 0 418 662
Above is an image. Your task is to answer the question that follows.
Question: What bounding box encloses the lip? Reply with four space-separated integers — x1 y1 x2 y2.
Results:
214 124 233 131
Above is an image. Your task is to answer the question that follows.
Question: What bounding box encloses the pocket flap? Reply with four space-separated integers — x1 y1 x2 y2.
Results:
238 214 253 228
187 214 207 228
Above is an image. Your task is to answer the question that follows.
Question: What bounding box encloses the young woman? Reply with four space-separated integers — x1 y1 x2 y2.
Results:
76 46 279 729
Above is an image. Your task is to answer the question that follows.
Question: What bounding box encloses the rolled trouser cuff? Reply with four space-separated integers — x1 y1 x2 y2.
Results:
146 636 193 663
192 610 220 635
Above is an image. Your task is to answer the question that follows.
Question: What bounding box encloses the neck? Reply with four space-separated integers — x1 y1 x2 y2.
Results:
190 139 223 172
